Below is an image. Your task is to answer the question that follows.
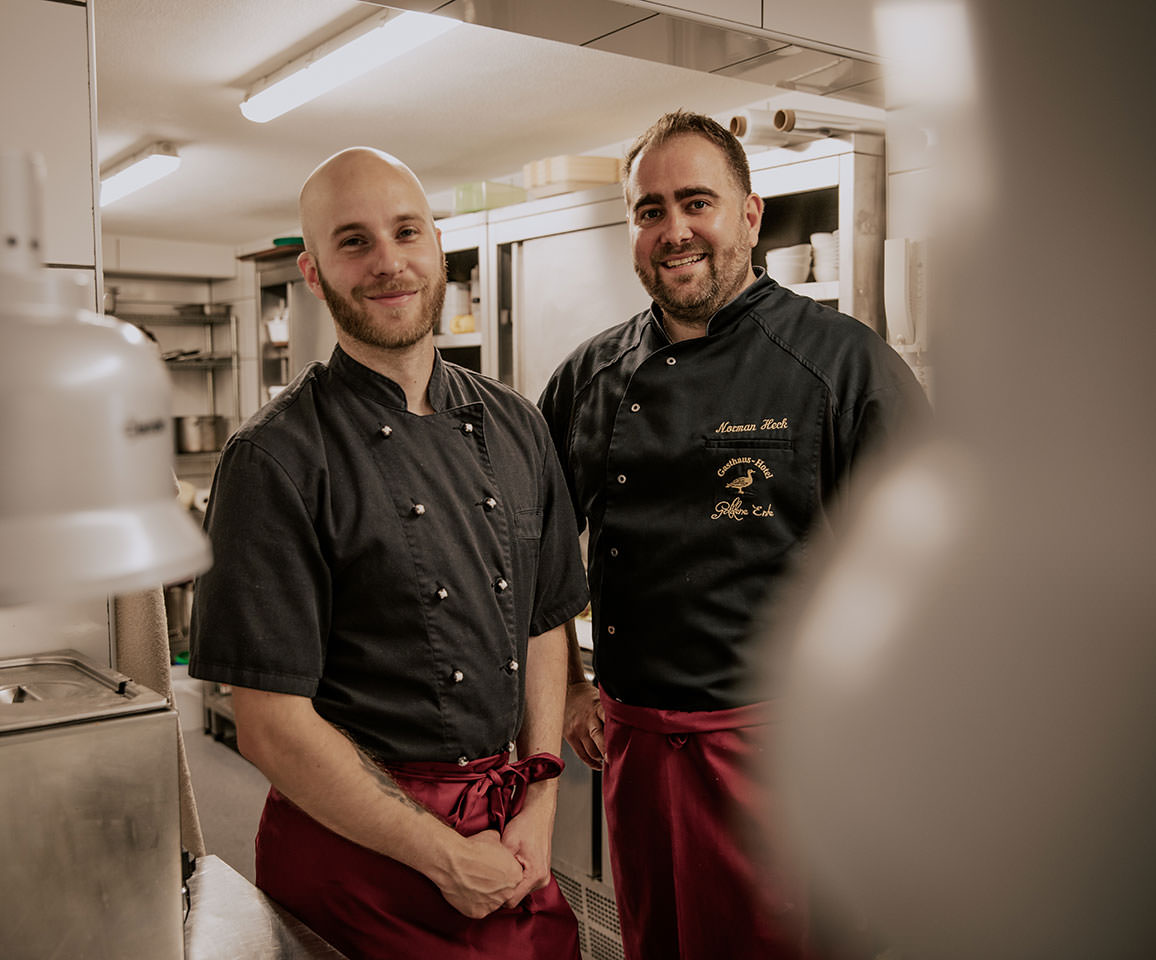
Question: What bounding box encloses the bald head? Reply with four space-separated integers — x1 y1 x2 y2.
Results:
298 147 432 254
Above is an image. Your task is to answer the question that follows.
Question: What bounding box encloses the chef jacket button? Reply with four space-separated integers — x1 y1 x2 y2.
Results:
412 503 426 516
666 356 677 366
380 424 393 437
482 496 497 511
461 422 474 434
617 474 626 484
607 626 616 635
457 756 469 767
609 547 619 557
452 669 464 683
630 403 640 412
507 658 519 672
494 576 509 592
436 586 449 601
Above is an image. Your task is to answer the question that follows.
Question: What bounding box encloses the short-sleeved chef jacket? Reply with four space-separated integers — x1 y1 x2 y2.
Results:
538 270 929 711
189 345 589 763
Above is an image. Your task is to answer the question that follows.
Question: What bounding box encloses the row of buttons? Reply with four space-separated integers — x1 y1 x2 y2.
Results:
377 417 514 769
379 421 479 438
617 355 675 423
447 657 518 685
457 739 517 766
602 356 679 634
409 496 499 517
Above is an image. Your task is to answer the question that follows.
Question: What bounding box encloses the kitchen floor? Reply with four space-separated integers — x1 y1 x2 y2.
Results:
171 664 269 884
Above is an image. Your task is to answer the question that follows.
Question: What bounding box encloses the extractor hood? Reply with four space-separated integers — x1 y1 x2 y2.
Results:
370 0 885 107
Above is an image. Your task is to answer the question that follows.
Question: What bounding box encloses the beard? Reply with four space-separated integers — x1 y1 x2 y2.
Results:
318 264 446 351
635 218 753 327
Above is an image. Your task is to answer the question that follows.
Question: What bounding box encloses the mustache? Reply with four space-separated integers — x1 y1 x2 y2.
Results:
354 279 427 298
653 243 709 261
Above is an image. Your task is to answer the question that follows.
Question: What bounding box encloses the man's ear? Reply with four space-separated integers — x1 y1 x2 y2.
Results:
297 250 326 302
745 193 764 247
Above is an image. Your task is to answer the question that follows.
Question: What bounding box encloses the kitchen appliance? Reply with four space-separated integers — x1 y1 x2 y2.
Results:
0 150 210 606
0 650 185 959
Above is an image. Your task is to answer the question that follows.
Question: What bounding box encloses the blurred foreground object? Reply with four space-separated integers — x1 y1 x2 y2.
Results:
777 2 1156 958
0 152 210 605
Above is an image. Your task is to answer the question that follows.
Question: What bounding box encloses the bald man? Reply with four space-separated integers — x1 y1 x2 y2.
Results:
189 148 587 959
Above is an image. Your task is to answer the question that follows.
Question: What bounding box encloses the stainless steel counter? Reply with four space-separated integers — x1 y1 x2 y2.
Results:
184 855 348 959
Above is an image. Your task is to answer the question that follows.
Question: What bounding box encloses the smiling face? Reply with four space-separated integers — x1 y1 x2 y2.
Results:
625 133 762 331
297 149 446 353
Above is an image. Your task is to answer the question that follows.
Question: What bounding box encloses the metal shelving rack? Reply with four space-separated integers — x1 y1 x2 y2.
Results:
115 305 241 475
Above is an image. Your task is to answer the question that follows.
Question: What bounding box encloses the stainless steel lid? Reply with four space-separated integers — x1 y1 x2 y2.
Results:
0 649 169 733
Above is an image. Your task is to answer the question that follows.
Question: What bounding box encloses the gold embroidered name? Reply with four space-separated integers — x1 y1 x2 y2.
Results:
714 417 788 433
710 498 776 521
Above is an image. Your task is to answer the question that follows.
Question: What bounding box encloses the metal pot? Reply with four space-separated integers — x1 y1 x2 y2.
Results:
174 415 228 453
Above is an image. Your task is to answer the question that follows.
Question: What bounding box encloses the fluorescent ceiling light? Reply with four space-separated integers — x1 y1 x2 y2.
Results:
100 142 180 207
240 10 458 124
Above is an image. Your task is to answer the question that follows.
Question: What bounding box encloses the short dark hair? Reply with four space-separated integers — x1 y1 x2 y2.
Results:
623 109 752 197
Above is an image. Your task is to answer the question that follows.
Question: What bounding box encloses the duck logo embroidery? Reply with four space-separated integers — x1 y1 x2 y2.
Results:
712 457 776 521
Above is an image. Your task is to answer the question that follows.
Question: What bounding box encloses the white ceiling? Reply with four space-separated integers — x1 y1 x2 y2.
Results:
91 0 813 248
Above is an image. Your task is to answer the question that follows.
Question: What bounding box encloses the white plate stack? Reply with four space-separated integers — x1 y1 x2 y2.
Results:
810 231 839 282
765 243 812 284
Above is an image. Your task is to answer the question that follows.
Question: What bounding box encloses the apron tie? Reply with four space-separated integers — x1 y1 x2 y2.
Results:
389 752 564 832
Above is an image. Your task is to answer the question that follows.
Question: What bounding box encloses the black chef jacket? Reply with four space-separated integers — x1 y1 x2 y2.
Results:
189 345 589 763
539 271 929 711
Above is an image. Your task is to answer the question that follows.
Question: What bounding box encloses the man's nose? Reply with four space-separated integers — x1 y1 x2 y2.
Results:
370 240 405 275
659 210 693 246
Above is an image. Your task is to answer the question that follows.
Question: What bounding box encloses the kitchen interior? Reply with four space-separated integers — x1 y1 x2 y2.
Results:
4 1 1153 958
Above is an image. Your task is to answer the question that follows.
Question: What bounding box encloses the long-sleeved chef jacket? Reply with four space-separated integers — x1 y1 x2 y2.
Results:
539 270 930 711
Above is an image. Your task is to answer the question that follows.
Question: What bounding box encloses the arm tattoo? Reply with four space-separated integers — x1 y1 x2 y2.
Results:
334 724 431 817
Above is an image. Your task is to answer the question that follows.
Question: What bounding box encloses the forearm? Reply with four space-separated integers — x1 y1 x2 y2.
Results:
559 618 606 769
563 618 589 686
231 687 462 883
517 623 569 761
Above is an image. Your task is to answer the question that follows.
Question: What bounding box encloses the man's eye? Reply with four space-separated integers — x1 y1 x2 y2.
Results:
688 199 709 210
339 236 365 248
398 227 419 239
638 209 661 222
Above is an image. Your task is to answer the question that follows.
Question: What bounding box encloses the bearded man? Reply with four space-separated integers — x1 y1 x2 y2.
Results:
538 112 930 959
189 148 588 960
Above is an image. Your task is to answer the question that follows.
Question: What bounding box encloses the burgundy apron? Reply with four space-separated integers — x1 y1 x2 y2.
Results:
255 752 580 960
600 691 818 960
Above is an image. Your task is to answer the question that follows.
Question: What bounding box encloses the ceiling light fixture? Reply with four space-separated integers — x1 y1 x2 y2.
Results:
240 10 458 124
99 142 181 208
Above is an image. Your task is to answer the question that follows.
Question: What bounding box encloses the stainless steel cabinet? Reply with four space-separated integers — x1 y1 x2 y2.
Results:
486 132 886 402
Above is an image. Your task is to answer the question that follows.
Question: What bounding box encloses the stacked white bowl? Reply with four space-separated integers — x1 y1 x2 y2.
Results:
765 243 812 284
810 231 839 282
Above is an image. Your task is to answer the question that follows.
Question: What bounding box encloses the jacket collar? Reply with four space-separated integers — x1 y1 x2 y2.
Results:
644 268 777 344
328 342 448 412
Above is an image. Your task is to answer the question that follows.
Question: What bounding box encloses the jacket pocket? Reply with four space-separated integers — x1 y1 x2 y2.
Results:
514 507 543 540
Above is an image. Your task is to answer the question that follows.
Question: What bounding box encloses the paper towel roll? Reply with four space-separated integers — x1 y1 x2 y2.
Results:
773 109 883 136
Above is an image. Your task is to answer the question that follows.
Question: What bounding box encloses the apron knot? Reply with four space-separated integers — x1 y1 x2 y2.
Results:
443 752 565 831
